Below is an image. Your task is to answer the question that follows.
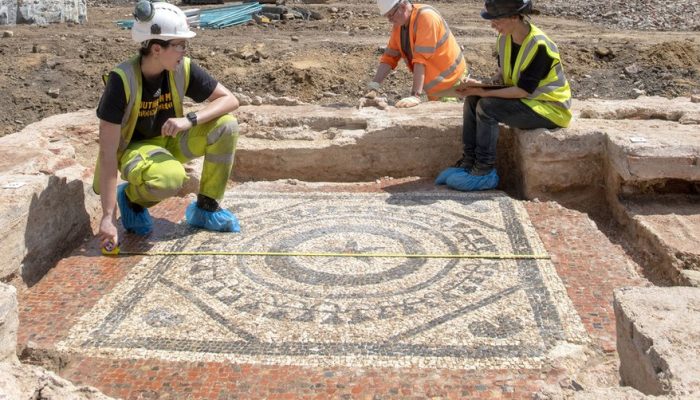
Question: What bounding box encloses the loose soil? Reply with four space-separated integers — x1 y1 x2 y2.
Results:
1 0 699 138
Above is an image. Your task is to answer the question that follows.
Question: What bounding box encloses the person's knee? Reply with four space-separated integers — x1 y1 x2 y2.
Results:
145 160 186 199
464 95 480 111
218 115 239 137
207 115 239 147
475 98 501 120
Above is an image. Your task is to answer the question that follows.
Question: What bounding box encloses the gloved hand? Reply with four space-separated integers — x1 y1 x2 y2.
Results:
366 81 381 92
358 96 389 110
358 81 388 110
395 95 421 108
361 81 382 99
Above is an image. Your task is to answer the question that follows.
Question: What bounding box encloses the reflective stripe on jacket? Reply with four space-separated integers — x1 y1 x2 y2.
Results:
498 24 572 127
93 56 191 194
379 4 466 96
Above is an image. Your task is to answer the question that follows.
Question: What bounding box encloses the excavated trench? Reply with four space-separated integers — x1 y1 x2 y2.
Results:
1 97 698 398
3 98 699 288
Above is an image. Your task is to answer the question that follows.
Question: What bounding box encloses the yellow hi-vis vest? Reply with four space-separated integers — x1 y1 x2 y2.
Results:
498 24 572 128
93 56 191 194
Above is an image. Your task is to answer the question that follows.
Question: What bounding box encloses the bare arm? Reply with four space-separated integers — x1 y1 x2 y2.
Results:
192 83 239 124
457 85 529 99
160 83 239 137
97 119 121 249
411 63 426 95
371 63 393 85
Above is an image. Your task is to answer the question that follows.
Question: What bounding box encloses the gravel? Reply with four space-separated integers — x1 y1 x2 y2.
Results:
537 0 700 31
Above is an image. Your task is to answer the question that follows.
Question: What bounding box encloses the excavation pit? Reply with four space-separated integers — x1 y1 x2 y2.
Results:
1 97 699 398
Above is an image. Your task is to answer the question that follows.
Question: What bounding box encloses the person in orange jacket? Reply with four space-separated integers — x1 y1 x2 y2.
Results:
367 0 467 108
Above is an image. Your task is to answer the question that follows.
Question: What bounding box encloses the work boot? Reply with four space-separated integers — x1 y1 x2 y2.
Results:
185 195 240 232
117 183 153 235
434 155 474 185
445 168 499 192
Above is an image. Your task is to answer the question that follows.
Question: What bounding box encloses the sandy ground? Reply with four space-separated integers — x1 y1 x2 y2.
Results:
0 0 699 137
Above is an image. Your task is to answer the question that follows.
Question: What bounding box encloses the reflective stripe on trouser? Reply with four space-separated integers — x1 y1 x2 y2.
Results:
169 114 239 202
119 142 186 208
118 114 239 207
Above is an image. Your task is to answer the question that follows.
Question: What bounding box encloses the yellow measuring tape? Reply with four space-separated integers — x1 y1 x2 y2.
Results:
103 247 549 260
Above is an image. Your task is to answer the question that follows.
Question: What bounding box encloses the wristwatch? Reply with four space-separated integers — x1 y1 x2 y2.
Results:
186 112 198 127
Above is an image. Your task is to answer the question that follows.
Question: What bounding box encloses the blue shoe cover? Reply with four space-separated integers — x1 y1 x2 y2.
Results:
434 167 465 185
117 183 153 235
185 201 241 232
446 169 499 191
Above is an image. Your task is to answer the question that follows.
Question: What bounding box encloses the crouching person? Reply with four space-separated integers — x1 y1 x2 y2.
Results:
95 0 240 251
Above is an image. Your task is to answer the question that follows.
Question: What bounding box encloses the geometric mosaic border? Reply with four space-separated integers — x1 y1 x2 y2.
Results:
59 192 588 369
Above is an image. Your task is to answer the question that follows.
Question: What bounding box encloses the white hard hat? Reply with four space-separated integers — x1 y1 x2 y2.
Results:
377 0 400 15
132 1 196 44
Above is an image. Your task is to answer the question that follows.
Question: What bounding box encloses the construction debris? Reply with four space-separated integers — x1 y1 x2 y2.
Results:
198 3 262 28
246 0 323 21
116 2 321 30
117 3 263 30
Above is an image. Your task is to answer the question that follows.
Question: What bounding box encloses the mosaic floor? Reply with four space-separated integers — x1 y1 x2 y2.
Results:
58 192 587 370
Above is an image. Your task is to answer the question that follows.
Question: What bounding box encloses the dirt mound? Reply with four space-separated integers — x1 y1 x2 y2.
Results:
643 41 700 69
0 2 699 138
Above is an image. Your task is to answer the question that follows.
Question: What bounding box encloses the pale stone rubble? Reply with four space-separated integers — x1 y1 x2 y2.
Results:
0 0 87 25
0 283 114 399
615 287 700 397
0 111 101 284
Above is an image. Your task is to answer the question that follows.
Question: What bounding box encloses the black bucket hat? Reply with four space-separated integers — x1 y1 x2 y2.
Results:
481 0 533 20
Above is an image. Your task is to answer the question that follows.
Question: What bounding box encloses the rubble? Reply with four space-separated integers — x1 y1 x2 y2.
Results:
615 287 700 396
0 283 114 399
540 0 700 31
0 0 87 25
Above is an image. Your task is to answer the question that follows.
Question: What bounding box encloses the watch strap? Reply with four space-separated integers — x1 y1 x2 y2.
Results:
186 112 198 126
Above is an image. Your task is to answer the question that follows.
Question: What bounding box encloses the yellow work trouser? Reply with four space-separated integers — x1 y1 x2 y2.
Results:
119 114 239 208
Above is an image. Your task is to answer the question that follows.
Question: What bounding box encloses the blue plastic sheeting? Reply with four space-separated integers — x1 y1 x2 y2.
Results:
117 2 262 30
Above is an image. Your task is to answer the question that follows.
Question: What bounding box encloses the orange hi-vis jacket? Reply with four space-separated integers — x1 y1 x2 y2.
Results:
379 3 466 97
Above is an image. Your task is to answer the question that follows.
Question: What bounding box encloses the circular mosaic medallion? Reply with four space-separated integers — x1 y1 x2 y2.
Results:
188 202 500 325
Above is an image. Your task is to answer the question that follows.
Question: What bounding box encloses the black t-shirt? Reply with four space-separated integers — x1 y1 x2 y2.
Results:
96 61 218 142
400 25 413 63
500 42 553 94
512 43 554 93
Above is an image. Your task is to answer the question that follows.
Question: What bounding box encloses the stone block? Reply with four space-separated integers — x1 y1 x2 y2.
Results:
576 97 700 185
0 0 17 25
0 110 100 283
681 270 700 288
607 128 700 184
620 195 700 284
614 287 700 396
0 360 115 399
0 283 18 362
0 174 95 283
233 103 463 182
16 0 87 25
512 125 606 199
